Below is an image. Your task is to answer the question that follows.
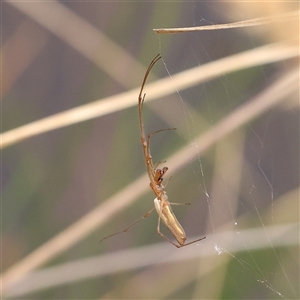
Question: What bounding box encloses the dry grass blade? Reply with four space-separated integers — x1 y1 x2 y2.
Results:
5 223 298 297
6 0 146 87
158 68 299 175
0 173 149 294
154 9 300 33
1 66 298 295
3 2 299 298
1 41 298 149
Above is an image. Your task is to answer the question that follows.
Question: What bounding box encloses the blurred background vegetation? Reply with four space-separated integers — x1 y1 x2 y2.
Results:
1 1 299 299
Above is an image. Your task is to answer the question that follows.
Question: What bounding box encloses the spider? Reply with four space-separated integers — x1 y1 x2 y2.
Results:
137 54 206 248
100 54 206 248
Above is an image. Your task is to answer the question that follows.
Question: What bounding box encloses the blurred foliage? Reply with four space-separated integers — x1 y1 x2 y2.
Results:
2 1 299 299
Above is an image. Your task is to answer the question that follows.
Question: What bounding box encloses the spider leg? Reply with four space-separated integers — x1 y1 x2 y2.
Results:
156 213 206 248
156 202 206 248
156 214 182 248
147 128 176 153
147 128 176 182
100 207 156 243
138 55 162 183
169 202 191 206
178 236 206 248
138 54 161 102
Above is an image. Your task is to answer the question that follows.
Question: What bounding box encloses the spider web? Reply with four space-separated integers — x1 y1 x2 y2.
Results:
2 2 299 299
154 6 299 299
